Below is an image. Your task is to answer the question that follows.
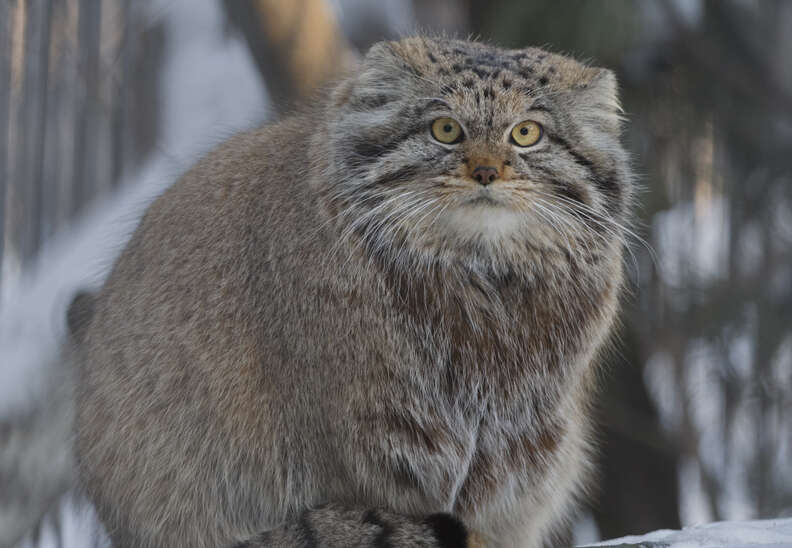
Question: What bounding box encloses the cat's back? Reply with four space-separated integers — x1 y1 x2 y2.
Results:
74 117 334 546
79 113 339 412
89 115 317 356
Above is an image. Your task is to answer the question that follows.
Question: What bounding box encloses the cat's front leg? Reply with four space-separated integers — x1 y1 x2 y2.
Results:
340 408 478 517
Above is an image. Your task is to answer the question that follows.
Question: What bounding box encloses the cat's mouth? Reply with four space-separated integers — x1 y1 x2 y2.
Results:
461 189 506 208
464 195 499 206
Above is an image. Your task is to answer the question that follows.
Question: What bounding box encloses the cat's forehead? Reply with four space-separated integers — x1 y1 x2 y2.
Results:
389 37 590 94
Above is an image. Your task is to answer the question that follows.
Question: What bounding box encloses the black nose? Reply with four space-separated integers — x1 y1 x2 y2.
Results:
472 166 499 186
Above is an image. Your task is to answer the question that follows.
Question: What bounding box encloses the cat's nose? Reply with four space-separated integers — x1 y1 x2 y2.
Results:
472 166 499 186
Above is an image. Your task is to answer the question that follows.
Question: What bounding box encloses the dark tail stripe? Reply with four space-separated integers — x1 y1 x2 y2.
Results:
362 510 394 548
299 511 320 548
423 513 469 548
231 530 271 548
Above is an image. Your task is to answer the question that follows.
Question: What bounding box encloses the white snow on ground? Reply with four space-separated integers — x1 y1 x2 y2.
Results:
584 518 792 547
14 497 109 548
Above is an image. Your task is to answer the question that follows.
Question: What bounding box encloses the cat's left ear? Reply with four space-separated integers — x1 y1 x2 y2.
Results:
575 67 623 135
331 41 401 108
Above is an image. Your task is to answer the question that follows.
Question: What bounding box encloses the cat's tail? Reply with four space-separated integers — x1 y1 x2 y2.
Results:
234 506 485 548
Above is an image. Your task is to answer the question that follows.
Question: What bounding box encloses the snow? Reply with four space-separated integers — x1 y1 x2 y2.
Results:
652 194 730 290
0 0 267 418
13 497 108 548
585 518 792 547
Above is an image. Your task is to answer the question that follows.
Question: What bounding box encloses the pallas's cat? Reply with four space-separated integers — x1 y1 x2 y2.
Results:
72 37 632 548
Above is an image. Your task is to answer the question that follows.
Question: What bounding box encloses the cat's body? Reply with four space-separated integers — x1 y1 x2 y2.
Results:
73 38 631 547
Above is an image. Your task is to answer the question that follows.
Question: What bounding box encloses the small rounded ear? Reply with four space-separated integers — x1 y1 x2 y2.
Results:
330 77 356 108
572 66 623 136
361 41 399 66
331 41 402 108
582 67 622 113
355 41 404 86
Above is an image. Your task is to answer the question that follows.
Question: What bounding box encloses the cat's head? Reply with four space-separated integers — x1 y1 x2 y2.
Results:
318 37 632 273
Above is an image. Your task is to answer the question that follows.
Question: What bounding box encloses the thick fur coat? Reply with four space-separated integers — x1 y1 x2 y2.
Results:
73 37 632 547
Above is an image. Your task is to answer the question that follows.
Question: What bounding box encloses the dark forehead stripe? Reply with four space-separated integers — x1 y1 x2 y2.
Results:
550 135 623 206
345 113 427 167
355 166 421 198
413 97 450 116
424 43 551 92
350 93 394 110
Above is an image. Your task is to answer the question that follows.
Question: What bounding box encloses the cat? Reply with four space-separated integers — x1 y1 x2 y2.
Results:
71 36 632 547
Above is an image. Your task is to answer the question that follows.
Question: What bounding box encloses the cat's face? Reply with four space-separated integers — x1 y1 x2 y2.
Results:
322 37 631 270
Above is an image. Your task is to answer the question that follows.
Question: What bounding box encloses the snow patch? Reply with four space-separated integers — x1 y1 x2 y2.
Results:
584 518 792 547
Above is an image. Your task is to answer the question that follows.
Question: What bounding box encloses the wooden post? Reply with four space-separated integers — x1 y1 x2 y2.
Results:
111 0 131 187
14 0 53 265
223 0 357 110
0 0 11 285
27 0 53 263
71 0 101 218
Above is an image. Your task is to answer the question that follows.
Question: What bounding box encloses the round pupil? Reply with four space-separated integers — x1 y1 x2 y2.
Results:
443 123 453 133
520 126 529 136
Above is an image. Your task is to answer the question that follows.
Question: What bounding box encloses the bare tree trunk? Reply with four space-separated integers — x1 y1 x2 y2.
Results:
71 0 101 218
111 0 131 187
14 0 53 265
0 0 11 288
223 0 356 109
28 0 52 264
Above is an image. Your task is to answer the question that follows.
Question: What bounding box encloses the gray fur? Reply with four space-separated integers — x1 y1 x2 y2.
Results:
73 37 632 547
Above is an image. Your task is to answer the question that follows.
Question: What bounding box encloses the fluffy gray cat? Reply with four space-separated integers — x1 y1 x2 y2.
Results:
70 37 633 547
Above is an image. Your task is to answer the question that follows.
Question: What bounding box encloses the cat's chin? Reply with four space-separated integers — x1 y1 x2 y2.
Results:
440 205 524 242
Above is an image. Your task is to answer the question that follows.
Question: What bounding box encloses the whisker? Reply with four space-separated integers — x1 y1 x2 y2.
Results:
532 197 596 259
532 193 642 276
529 200 577 261
532 189 658 267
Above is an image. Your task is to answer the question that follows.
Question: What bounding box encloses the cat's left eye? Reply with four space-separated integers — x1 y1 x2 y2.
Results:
431 117 464 145
511 120 543 147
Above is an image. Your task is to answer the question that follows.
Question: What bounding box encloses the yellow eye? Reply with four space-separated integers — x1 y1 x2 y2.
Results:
511 120 543 147
431 117 463 144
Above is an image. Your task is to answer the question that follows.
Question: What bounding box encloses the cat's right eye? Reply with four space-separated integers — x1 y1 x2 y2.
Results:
431 117 464 145
511 120 543 147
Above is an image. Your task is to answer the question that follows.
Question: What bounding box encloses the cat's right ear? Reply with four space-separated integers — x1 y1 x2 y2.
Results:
331 42 401 109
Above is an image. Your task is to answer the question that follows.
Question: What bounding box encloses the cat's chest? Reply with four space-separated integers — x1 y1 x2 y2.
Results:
448 405 566 514
409 307 571 510
386 385 566 517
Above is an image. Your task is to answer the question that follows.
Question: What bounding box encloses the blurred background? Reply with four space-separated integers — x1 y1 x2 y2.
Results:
1 0 790 546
